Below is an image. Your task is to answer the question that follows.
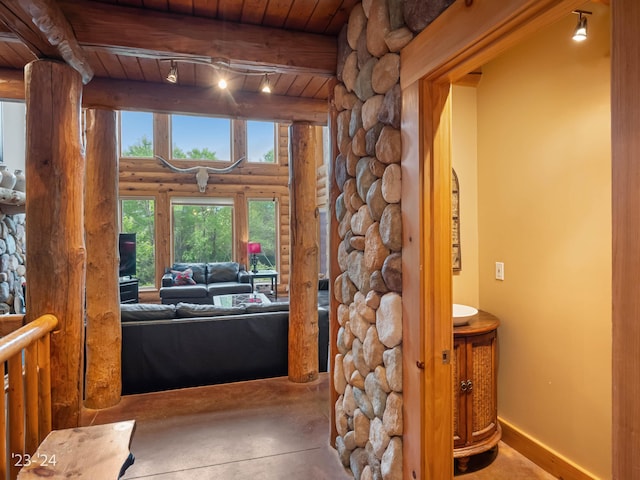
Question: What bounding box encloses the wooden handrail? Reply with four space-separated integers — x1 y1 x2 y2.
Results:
0 315 58 363
0 314 58 480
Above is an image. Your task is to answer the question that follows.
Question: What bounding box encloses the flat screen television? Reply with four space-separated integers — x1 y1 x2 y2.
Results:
119 233 136 278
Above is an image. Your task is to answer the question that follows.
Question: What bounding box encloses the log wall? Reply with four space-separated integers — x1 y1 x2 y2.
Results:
122 117 291 300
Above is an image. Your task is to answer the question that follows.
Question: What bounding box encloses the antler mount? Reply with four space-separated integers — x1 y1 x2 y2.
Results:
155 155 246 193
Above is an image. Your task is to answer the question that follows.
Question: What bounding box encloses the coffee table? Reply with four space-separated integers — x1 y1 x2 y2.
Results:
212 292 271 307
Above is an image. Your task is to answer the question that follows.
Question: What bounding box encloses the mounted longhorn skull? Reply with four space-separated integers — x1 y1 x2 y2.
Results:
155 155 245 193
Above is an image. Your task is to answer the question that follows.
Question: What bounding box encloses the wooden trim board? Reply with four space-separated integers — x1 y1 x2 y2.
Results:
499 418 596 480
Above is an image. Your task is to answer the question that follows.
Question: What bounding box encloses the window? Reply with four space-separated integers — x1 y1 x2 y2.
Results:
120 111 154 157
247 121 276 163
121 198 156 287
248 199 278 270
171 114 231 161
172 198 234 263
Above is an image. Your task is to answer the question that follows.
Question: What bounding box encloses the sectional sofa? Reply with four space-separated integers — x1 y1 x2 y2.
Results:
159 261 252 304
120 301 329 395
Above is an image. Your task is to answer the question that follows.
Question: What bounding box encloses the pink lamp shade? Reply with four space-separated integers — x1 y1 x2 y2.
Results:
247 242 262 254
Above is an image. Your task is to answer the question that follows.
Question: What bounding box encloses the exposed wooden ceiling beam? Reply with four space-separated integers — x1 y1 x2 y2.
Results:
85 78 328 125
0 0 93 83
57 0 336 77
0 67 24 98
0 68 328 125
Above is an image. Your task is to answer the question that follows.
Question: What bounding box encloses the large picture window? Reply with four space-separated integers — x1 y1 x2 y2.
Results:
247 121 276 163
173 198 234 263
120 198 156 287
171 114 231 161
120 112 154 157
248 198 278 270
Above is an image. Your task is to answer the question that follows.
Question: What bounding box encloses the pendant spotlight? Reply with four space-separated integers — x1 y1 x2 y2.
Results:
166 60 178 83
260 74 272 93
572 10 592 42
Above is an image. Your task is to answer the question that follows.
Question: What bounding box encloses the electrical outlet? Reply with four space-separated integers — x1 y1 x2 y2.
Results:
495 262 504 281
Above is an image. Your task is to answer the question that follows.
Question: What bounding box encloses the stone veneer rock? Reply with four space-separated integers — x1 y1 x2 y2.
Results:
0 213 26 314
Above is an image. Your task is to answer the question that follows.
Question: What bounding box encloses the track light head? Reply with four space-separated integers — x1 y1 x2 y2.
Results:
260 74 272 94
218 77 228 90
572 10 591 42
166 61 178 83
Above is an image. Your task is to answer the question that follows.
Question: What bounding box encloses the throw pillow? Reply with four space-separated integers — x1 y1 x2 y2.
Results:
172 268 196 286
171 263 206 284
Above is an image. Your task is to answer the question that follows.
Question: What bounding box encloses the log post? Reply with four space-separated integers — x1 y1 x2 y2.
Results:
288 122 319 383
84 108 121 409
25 59 85 429
234 120 249 269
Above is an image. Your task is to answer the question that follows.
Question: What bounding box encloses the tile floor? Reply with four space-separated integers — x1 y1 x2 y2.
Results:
81 374 555 480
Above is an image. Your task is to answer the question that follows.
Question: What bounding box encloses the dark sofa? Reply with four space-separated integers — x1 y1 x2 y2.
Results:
120 301 329 395
159 261 252 304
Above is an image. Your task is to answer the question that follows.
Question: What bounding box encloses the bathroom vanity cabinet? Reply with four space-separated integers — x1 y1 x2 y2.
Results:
453 311 501 472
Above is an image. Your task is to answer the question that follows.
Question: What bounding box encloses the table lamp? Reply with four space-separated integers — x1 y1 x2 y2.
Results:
247 242 262 273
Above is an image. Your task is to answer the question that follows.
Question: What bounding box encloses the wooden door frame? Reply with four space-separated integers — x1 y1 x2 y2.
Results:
399 0 614 478
611 1 640 478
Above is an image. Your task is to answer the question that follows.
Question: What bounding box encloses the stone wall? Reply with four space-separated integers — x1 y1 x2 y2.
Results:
0 213 26 314
331 0 453 479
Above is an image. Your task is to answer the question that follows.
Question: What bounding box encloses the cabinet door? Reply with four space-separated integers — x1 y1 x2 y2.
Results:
453 336 467 448
468 330 498 444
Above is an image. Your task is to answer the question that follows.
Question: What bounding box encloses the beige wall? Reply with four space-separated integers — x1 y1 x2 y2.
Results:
474 5 611 478
451 86 480 307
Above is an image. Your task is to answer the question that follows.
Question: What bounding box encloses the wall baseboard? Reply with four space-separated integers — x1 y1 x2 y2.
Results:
499 417 597 480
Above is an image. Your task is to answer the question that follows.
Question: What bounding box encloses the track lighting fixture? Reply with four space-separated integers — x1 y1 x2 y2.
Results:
161 57 275 93
166 60 178 83
572 10 591 42
260 74 272 93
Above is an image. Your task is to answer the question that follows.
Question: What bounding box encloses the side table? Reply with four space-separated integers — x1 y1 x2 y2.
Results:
249 270 279 300
453 311 501 472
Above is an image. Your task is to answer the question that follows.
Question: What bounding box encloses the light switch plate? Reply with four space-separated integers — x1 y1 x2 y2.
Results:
495 262 504 281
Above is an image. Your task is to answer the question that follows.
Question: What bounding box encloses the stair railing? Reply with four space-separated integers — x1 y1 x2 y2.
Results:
0 314 58 480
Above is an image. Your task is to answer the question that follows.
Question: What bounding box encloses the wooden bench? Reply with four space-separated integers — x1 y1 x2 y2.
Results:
17 420 136 479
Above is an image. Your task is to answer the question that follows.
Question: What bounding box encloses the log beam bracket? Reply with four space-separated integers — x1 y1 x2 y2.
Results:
0 0 93 83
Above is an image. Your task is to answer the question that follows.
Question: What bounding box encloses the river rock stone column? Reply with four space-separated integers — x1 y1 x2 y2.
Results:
332 1 413 479
0 213 26 314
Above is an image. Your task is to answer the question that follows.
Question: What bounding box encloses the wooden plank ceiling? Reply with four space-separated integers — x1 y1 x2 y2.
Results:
0 0 356 105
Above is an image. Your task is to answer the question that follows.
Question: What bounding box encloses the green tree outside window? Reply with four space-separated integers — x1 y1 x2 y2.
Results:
173 204 233 263
248 199 277 270
121 199 156 287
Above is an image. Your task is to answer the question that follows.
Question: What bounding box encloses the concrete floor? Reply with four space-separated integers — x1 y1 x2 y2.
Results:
458 442 557 480
82 374 555 480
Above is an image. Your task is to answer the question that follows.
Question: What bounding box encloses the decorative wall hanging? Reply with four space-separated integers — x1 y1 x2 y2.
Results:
155 155 245 193
452 168 461 271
